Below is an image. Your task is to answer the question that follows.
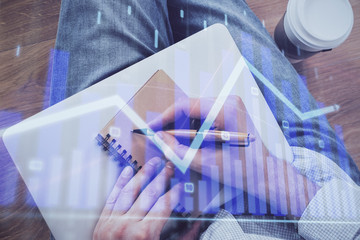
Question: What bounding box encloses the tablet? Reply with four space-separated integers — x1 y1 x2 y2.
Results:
3 24 293 240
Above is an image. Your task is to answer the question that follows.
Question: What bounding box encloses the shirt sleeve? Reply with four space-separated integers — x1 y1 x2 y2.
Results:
200 209 283 240
291 147 360 240
299 178 360 239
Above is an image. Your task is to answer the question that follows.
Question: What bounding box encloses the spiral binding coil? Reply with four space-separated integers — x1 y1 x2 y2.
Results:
96 133 142 173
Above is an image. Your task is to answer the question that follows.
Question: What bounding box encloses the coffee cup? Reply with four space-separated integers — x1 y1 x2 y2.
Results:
274 0 354 63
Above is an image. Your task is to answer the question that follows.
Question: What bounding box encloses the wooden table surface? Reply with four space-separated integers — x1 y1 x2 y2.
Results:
0 0 359 239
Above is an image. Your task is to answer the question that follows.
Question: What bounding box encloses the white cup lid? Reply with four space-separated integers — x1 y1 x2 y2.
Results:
286 0 354 51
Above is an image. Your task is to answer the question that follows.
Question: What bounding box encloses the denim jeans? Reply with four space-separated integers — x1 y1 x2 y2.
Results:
54 0 360 184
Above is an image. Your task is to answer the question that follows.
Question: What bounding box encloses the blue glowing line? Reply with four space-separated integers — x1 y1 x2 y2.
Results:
43 49 55 109
243 10 247 16
224 14 228 26
127 6 132 15
16 45 20 56
244 59 339 120
97 11 101 25
203 20 207 29
49 49 69 106
154 29 159 49
180 9 184 19
262 20 265 28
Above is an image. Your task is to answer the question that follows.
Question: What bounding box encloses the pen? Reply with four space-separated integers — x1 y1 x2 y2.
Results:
132 129 255 145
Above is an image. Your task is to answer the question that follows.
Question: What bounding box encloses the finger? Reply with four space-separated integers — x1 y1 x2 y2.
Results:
102 166 134 217
155 131 187 157
142 182 184 234
126 161 175 218
112 157 162 215
148 98 212 131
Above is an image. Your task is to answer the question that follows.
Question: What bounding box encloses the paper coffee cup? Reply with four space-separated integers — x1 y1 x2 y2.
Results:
275 0 354 61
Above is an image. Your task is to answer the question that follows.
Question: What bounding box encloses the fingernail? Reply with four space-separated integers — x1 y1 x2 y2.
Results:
166 161 175 169
122 166 133 177
148 157 161 167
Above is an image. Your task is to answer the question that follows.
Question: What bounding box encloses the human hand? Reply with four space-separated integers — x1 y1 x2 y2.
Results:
148 96 248 186
93 157 183 240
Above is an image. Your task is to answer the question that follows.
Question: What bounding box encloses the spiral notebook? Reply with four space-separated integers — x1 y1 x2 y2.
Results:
95 69 186 173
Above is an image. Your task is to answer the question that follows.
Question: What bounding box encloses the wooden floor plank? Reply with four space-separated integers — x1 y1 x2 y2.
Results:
0 0 61 52
0 39 55 128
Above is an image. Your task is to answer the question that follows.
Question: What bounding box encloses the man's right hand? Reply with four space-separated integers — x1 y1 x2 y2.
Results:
148 96 248 186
